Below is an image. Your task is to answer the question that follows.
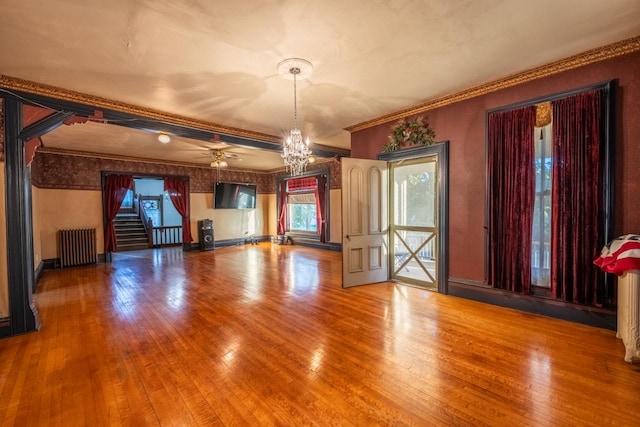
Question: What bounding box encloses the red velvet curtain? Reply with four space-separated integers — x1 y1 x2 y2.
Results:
277 181 287 235
315 175 327 242
104 174 133 252
551 89 604 306
488 106 536 293
164 177 193 244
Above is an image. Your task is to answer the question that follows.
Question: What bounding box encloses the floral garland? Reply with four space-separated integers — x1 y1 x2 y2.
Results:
382 116 436 152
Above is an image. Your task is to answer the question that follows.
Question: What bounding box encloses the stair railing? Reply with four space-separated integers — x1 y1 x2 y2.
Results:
137 195 153 248
151 226 183 247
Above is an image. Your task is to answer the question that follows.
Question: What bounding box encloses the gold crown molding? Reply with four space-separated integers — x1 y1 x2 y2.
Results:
345 35 640 133
0 75 282 144
36 146 273 174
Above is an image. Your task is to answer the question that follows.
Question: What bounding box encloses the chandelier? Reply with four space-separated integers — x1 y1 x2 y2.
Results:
278 58 313 176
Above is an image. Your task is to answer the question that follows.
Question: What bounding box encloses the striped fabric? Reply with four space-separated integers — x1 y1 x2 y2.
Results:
594 234 640 275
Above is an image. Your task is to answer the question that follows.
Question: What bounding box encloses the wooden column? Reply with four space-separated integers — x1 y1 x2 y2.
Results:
3 96 39 334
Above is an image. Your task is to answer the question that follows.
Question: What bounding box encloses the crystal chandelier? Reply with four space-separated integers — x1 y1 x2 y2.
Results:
278 58 313 176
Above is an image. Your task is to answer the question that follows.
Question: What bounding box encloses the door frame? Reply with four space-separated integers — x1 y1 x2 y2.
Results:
379 142 449 294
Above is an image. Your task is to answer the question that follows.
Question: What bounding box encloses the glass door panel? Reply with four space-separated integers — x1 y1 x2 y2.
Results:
390 157 438 289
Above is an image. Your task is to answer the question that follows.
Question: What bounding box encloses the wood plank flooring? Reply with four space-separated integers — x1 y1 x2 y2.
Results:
1 243 639 426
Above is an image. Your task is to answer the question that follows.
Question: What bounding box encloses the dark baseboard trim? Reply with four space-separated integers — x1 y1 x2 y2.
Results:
447 278 616 330
34 260 44 289
187 235 342 252
188 235 270 251
42 258 57 270
290 239 342 252
0 318 10 338
42 253 106 270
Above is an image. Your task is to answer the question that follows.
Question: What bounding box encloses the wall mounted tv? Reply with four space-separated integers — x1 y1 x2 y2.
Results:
214 182 257 209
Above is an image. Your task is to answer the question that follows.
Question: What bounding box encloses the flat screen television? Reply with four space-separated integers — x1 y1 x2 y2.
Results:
214 182 257 209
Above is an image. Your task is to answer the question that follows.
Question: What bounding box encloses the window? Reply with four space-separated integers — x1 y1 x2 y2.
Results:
487 84 613 307
288 192 317 232
121 189 134 208
277 171 329 242
532 123 552 288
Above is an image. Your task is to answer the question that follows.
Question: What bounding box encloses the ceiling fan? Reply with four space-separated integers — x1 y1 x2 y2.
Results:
209 149 240 168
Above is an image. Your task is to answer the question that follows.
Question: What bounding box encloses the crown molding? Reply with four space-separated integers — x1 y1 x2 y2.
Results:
345 35 640 133
0 75 282 144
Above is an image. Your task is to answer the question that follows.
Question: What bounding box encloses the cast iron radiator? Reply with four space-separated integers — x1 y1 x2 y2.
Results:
58 228 97 268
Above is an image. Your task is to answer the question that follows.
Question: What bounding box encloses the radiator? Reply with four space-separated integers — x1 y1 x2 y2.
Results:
617 270 640 363
58 228 97 268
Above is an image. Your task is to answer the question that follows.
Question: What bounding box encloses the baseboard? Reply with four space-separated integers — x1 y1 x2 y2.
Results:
43 253 106 270
34 260 44 292
289 239 342 252
447 277 617 330
0 318 10 338
189 235 275 251
43 258 57 270
187 235 341 252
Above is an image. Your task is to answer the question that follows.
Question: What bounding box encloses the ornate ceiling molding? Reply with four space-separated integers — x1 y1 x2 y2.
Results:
345 35 640 133
0 75 282 144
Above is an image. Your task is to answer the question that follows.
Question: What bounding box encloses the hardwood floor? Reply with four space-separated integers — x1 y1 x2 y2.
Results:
1 244 639 426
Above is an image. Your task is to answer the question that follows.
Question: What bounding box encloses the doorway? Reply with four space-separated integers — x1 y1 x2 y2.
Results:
341 143 449 292
390 156 438 289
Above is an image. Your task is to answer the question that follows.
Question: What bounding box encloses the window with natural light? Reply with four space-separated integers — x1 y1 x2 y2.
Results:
288 192 317 232
532 123 552 288
121 189 134 208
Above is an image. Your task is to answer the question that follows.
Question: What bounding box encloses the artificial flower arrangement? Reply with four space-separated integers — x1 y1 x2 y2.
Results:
382 116 436 152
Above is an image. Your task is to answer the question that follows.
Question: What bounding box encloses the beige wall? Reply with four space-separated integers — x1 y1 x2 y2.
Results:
190 193 269 241
31 189 270 259
0 164 8 317
32 184 42 269
36 189 104 259
266 193 277 237
329 189 342 244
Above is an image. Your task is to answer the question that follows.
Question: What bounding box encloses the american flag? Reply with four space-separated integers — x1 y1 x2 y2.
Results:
594 234 640 275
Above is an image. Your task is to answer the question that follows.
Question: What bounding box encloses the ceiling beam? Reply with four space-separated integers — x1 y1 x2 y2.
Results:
19 110 75 141
0 77 351 159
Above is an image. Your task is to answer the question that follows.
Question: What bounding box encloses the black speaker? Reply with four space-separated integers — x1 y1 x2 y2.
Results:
198 219 214 251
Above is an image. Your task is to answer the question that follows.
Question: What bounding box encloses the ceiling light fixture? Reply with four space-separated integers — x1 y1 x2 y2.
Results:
210 150 228 168
211 149 228 183
158 133 171 144
277 58 313 176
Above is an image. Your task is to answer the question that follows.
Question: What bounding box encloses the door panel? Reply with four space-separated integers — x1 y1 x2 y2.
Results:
342 158 388 287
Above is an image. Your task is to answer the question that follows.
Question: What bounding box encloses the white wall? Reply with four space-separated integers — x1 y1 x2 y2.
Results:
135 178 181 226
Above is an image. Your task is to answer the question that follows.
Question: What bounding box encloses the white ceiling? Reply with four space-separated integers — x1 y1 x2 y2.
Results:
1 0 639 170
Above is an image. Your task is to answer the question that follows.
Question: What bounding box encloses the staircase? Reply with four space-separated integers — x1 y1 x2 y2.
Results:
114 213 150 251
